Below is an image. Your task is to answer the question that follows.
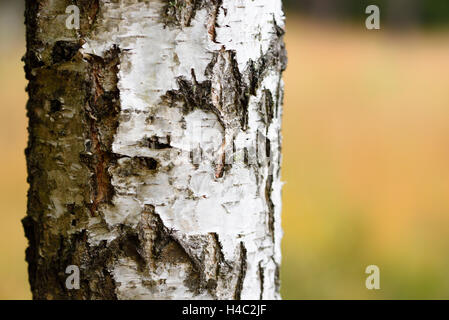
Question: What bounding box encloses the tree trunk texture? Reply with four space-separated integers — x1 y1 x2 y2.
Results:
23 0 286 300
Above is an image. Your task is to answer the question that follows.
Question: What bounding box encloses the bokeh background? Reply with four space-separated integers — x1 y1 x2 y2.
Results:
2 0 449 299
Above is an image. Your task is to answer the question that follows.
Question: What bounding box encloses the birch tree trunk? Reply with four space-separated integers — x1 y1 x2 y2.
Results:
23 0 286 300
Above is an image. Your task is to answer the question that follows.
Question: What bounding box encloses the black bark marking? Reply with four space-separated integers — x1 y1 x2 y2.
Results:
22 216 39 296
52 41 81 64
274 258 281 295
206 48 249 131
205 232 228 298
140 226 237 299
161 0 223 29
146 135 172 150
258 261 265 300
50 99 63 113
206 49 251 178
266 137 272 162
163 49 250 132
265 174 275 242
142 157 158 170
112 156 159 178
162 69 215 117
138 205 203 294
117 227 148 273
246 17 287 96
263 89 275 128
234 242 247 300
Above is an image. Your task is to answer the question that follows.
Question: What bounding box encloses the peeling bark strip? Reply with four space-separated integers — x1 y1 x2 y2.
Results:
24 0 286 300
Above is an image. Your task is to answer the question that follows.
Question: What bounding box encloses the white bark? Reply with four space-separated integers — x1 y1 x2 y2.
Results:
24 0 286 300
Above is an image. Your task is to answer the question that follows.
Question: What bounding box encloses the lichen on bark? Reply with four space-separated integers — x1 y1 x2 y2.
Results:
24 0 286 300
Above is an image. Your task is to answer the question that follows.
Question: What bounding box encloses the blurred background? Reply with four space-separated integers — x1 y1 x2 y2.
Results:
2 0 449 299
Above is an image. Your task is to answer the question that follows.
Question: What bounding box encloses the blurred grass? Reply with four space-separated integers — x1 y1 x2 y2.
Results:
281 15 449 299
2 13 449 299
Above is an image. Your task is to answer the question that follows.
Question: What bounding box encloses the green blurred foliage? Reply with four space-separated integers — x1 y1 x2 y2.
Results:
284 0 449 28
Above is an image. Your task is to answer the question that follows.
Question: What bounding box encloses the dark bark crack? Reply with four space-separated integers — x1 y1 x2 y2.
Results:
138 205 203 294
233 242 247 300
52 41 81 64
161 0 223 30
146 135 172 150
265 174 275 242
82 45 121 216
258 261 265 300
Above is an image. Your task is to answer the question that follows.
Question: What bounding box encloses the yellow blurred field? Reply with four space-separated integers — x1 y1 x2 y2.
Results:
0 44 29 299
2 15 449 299
282 16 449 299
